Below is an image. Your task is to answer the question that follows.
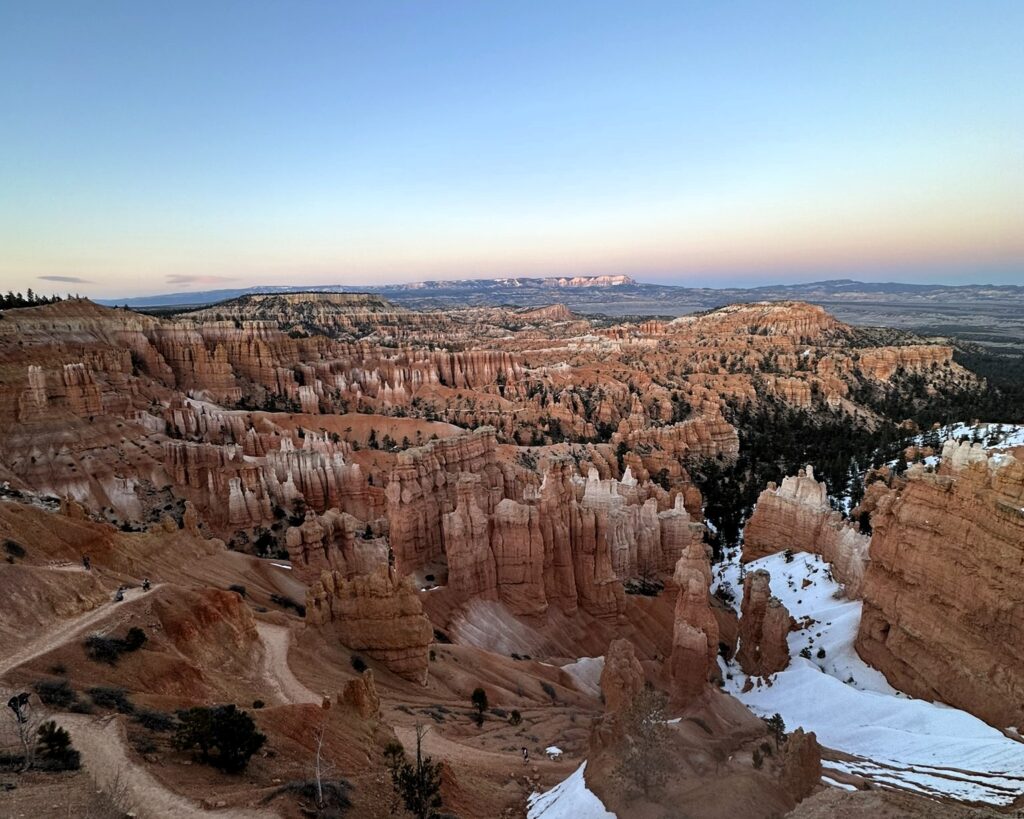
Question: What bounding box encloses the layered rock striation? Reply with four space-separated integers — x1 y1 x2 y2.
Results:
306 566 433 684
856 441 1024 729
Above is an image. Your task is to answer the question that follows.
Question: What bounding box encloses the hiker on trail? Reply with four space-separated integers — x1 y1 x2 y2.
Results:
82 555 91 570
522 747 529 764
114 586 125 602
142 578 151 592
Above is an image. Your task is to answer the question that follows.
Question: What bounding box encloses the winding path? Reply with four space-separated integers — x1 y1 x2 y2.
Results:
61 715 276 819
0 584 162 678
255 621 320 705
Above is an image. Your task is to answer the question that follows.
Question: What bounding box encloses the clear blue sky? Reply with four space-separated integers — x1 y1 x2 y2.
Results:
1 1 1021 297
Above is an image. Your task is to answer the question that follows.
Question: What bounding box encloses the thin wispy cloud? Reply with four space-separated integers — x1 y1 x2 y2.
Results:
166 274 237 286
38 275 92 283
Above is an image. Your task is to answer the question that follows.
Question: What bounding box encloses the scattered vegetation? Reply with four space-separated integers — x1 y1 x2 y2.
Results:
88 686 135 714
34 721 81 771
470 687 488 726
764 713 787 748
135 709 177 732
384 726 443 819
3 539 25 559
350 655 367 673
33 679 78 709
264 778 353 814
269 593 306 616
174 704 266 773
84 627 147 665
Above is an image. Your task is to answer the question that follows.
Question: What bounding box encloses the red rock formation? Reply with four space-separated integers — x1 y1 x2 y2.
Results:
385 428 510 569
744 466 869 595
442 475 497 600
306 566 433 684
856 444 1024 729
285 508 388 581
669 545 720 705
599 638 645 713
737 570 792 677
338 669 381 719
857 345 955 381
778 729 823 802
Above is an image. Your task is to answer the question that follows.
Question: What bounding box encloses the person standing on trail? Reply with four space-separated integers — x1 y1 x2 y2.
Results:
522 746 529 764
142 578 151 591
82 555 90 570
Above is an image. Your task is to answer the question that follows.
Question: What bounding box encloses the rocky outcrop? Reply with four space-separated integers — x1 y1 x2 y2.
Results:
857 345 955 381
338 669 381 719
599 638 645 713
306 566 433 684
744 466 869 596
285 509 388 581
669 546 719 705
386 428 510 569
778 729 823 802
856 444 1024 729
737 570 792 677
441 475 497 600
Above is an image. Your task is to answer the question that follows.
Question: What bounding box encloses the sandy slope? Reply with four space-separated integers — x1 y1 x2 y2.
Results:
0 584 162 678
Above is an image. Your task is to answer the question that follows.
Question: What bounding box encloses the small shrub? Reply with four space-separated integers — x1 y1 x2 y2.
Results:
35 721 80 771
84 627 147 665
88 686 135 714
783 549 794 563
470 687 488 726
351 655 367 673
48 664 67 676
228 584 247 598
540 681 557 702
799 646 812 660
263 779 353 812
432 628 452 644
508 710 522 727
174 704 266 773
269 593 306 617
3 539 25 559
252 700 265 710
135 709 176 732
816 647 826 659
34 679 78 709
123 627 147 651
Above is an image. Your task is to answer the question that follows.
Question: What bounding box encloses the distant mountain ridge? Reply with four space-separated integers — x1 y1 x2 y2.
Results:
99 275 1024 349
99 275 1021 309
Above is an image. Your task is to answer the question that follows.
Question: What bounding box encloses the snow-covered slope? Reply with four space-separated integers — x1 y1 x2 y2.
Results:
715 550 1024 805
527 762 616 818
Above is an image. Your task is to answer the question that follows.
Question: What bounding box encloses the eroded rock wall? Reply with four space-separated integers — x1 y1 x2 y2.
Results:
855 443 1024 729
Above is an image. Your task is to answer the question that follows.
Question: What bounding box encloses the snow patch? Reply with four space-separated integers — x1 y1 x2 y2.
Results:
527 762 615 819
718 550 1024 805
560 656 604 698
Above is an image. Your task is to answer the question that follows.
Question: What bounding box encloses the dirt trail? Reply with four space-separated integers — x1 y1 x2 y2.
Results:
61 714 277 819
256 621 320 705
0 584 163 678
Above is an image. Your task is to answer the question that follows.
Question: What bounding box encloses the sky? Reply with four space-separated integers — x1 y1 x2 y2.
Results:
1 1 1022 298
